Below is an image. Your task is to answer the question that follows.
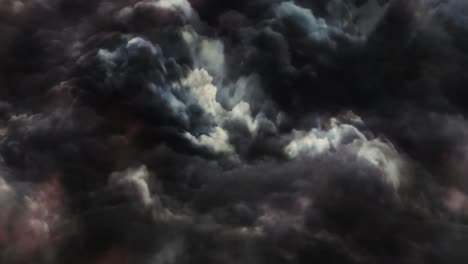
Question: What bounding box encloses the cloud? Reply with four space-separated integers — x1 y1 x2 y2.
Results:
285 118 367 158
152 0 194 17
0 0 467 263
285 116 410 188
108 165 156 208
0 172 72 263
273 1 359 47
182 28 226 78
184 126 234 154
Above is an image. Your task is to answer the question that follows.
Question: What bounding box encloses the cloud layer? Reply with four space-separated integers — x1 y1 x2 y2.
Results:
0 0 468 263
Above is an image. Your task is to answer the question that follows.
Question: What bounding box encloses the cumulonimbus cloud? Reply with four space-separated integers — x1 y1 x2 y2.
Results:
0 0 468 263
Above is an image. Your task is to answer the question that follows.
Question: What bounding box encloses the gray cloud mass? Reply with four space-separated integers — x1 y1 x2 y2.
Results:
0 0 467 263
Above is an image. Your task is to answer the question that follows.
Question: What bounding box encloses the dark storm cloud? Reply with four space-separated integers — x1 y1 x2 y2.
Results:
0 0 468 263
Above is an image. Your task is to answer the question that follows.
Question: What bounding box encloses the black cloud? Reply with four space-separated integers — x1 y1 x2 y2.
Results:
0 0 468 263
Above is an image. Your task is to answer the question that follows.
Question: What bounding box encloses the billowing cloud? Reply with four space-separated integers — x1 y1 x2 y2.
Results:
273 1 357 47
0 0 467 263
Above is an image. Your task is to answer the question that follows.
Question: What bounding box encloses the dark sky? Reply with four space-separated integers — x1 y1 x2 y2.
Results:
1 0 468 263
